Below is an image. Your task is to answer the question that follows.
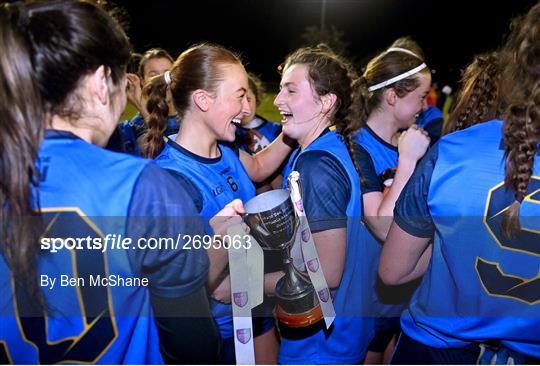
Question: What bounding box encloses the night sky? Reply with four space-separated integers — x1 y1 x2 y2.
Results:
115 0 538 89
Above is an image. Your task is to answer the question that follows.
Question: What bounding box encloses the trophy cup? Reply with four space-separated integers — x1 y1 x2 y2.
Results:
244 189 323 327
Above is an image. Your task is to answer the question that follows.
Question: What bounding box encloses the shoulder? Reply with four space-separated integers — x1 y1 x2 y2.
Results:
296 150 351 198
131 163 203 215
296 150 346 176
294 151 350 230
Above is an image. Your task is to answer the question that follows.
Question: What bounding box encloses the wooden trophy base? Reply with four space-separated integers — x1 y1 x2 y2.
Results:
276 303 324 328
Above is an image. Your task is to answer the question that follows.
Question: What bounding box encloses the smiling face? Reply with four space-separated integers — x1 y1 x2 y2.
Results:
142 57 173 83
206 63 250 142
241 87 257 125
392 71 432 128
274 63 325 142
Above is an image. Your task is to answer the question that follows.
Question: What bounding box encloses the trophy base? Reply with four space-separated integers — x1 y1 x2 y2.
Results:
276 303 323 328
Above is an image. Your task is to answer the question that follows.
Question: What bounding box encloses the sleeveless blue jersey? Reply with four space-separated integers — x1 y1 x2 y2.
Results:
416 105 444 143
119 114 180 155
354 126 398 177
154 140 255 339
354 126 406 318
416 105 443 130
280 129 374 364
0 131 164 364
398 120 540 358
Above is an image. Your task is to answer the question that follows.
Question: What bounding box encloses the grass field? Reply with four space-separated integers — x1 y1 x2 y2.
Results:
119 92 282 124
257 92 281 122
119 102 139 122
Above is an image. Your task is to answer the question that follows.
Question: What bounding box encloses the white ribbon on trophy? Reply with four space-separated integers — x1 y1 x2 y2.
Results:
227 224 264 365
288 171 336 328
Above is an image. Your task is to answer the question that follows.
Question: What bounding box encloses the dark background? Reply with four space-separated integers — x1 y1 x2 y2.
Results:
115 0 538 89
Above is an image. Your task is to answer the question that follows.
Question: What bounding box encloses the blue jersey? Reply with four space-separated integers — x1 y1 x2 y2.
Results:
0 131 208 364
235 116 282 154
154 139 255 339
416 105 443 144
395 120 540 358
354 125 398 184
128 113 180 138
116 121 141 155
118 114 180 155
355 126 409 320
280 129 374 364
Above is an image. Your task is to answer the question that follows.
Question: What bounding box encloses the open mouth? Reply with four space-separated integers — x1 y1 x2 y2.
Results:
279 110 293 123
231 118 242 127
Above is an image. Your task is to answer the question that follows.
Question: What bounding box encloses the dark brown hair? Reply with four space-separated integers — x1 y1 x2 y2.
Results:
281 44 364 179
127 52 143 74
443 52 501 134
0 0 130 302
498 1 540 237
142 43 241 158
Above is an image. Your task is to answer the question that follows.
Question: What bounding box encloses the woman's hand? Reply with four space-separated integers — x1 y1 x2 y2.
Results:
210 199 247 237
126 73 147 114
398 125 430 163
207 199 248 292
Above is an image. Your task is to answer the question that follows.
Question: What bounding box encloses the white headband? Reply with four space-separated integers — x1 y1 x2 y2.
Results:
367 63 427 92
163 70 172 85
386 47 422 60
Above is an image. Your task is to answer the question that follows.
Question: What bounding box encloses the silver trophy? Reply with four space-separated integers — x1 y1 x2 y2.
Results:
244 189 323 327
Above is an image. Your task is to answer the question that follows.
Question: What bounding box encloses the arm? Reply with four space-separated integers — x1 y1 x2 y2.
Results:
378 143 440 286
362 191 392 241
312 228 347 289
126 164 218 363
379 221 432 285
159 169 246 292
263 271 285 296
363 125 430 239
126 73 150 120
375 157 418 218
295 151 351 289
211 270 285 302
354 144 390 240
239 133 294 183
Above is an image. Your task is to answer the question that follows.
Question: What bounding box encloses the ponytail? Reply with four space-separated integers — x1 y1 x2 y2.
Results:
0 3 44 306
141 74 169 158
499 1 540 238
353 75 372 131
501 90 540 238
443 52 501 135
339 76 368 185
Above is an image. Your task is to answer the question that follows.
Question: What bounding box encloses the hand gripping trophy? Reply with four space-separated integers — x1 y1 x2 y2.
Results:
244 171 335 328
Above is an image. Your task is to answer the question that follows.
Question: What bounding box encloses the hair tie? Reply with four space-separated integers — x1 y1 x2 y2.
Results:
163 70 172 85
515 192 525 203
